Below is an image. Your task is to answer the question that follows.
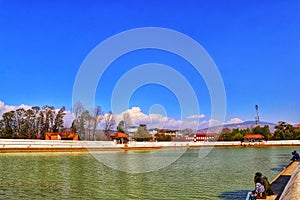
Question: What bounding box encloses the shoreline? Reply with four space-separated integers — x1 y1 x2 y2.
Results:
0 139 300 153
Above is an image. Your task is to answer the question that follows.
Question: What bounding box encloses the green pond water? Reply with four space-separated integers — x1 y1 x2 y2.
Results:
0 146 297 200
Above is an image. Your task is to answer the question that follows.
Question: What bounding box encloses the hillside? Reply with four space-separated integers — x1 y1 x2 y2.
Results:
200 121 277 133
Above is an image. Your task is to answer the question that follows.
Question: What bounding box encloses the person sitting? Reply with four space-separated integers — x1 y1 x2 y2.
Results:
250 177 266 199
255 172 274 195
291 150 300 161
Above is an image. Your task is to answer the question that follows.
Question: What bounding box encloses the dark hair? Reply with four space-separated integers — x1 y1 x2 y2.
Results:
255 177 262 183
255 172 262 177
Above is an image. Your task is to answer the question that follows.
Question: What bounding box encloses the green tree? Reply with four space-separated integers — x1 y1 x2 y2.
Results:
294 129 300 139
240 128 250 136
52 106 66 133
219 128 251 141
274 121 296 140
1 111 17 138
134 124 152 141
252 125 271 140
117 120 125 133
23 108 35 138
15 108 26 137
219 128 232 141
155 133 171 141
233 132 243 141
0 120 4 137
231 128 242 141
252 126 262 134
0 105 68 139
262 125 271 140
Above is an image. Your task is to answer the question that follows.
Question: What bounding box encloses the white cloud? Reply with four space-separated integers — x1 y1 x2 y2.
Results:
186 114 206 120
114 107 150 125
63 110 74 128
114 107 207 130
0 101 74 127
113 107 244 130
226 118 244 124
0 101 32 118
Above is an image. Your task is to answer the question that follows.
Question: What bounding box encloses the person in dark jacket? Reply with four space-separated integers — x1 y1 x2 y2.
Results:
291 150 300 161
250 177 266 199
255 172 274 196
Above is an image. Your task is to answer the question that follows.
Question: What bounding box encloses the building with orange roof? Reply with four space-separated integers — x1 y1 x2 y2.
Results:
243 134 264 142
110 132 129 144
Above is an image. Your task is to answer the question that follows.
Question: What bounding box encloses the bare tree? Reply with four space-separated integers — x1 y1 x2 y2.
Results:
72 102 104 140
85 113 92 140
73 102 84 119
72 101 86 140
122 111 131 133
32 106 41 136
102 111 116 139
92 106 103 140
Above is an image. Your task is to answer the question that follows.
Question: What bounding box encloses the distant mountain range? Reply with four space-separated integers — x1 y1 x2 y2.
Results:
200 121 277 133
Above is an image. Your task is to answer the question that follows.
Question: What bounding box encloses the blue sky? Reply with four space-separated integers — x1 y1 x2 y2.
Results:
1 0 300 127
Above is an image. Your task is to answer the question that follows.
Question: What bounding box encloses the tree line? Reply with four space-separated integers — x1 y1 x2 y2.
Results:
273 121 300 140
1 103 299 142
0 105 65 139
218 122 300 141
68 102 116 140
0 102 117 140
69 103 152 141
0 101 151 141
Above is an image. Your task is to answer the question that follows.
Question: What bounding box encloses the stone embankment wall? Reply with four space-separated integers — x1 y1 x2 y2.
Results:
279 164 300 200
0 139 300 151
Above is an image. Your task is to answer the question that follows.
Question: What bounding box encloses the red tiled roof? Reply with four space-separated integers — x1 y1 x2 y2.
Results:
243 134 264 139
195 133 217 137
110 132 129 139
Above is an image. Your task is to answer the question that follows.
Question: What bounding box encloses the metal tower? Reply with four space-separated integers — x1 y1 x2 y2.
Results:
255 104 260 125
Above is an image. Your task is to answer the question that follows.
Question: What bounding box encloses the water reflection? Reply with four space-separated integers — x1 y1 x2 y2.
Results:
90 148 187 173
218 190 249 200
0 147 295 199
